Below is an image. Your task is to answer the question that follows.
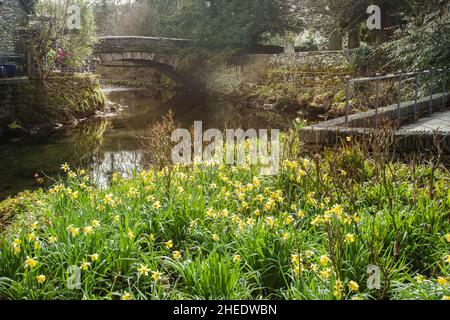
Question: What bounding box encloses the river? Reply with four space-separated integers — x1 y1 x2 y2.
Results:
0 87 295 199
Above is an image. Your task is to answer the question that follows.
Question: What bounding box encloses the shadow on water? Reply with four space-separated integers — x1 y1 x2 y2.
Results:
0 87 295 199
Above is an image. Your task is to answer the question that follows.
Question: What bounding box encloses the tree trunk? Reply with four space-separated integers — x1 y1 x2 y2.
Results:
347 25 360 49
328 29 343 51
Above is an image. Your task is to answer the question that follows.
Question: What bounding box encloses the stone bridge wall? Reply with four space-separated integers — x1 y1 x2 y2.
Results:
94 37 191 55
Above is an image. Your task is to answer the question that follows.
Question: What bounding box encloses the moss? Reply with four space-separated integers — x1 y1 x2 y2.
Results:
0 191 38 232
42 74 105 119
0 74 105 133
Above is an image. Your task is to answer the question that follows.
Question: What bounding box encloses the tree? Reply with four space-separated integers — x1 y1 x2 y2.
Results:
29 0 96 79
288 0 370 50
170 0 300 49
384 7 450 70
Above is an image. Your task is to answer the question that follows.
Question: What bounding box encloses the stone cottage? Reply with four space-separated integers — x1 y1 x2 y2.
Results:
0 0 31 75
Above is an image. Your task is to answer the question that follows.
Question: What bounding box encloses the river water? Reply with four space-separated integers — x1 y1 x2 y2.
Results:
0 88 295 199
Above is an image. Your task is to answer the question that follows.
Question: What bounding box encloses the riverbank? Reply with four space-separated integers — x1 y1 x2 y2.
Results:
0 74 106 137
195 52 354 124
0 141 449 300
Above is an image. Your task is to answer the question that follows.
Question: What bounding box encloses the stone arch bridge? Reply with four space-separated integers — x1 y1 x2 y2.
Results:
93 36 284 91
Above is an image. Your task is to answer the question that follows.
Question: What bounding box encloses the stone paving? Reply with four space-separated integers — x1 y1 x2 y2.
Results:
401 110 450 132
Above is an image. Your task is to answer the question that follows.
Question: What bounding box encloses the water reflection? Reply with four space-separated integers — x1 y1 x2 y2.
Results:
90 150 143 188
0 88 295 199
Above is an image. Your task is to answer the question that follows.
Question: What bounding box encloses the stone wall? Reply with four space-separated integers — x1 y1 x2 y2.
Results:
0 0 28 55
0 77 34 134
0 75 105 136
269 51 350 70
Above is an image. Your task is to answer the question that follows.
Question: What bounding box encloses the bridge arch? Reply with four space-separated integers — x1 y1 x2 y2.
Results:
92 36 284 90
93 37 202 91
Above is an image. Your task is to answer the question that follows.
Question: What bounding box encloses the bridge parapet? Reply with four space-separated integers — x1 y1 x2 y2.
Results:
94 36 192 55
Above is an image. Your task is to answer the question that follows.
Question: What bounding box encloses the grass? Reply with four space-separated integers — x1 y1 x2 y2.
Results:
0 140 449 300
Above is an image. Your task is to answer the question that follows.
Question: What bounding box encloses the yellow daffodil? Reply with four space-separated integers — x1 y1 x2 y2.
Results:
265 216 275 227
48 236 57 244
310 263 319 272
81 261 91 271
264 199 276 212
127 230 135 239
173 251 182 260
284 215 294 225
206 208 215 218
152 201 161 209
348 281 359 292
67 225 80 237
319 269 331 280
212 234 220 242
437 277 449 286
27 232 37 241
296 210 305 218
90 254 99 262
320 255 330 266
137 264 150 276
36 274 46 284
255 194 264 203
83 226 94 235
310 216 323 226
92 219 100 228
151 271 162 282
445 233 450 243
61 163 70 172
221 209 229 217
415 274 426 283
165 240 174 249
121 292 133 300
307 192 317 207
333 280 344 299
103 193 115 206
231 214 241 224
293 264 302 276
291 254 301 266
25 256 38 268
298 169 307 177
344 233 355 244
327 204 344 217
